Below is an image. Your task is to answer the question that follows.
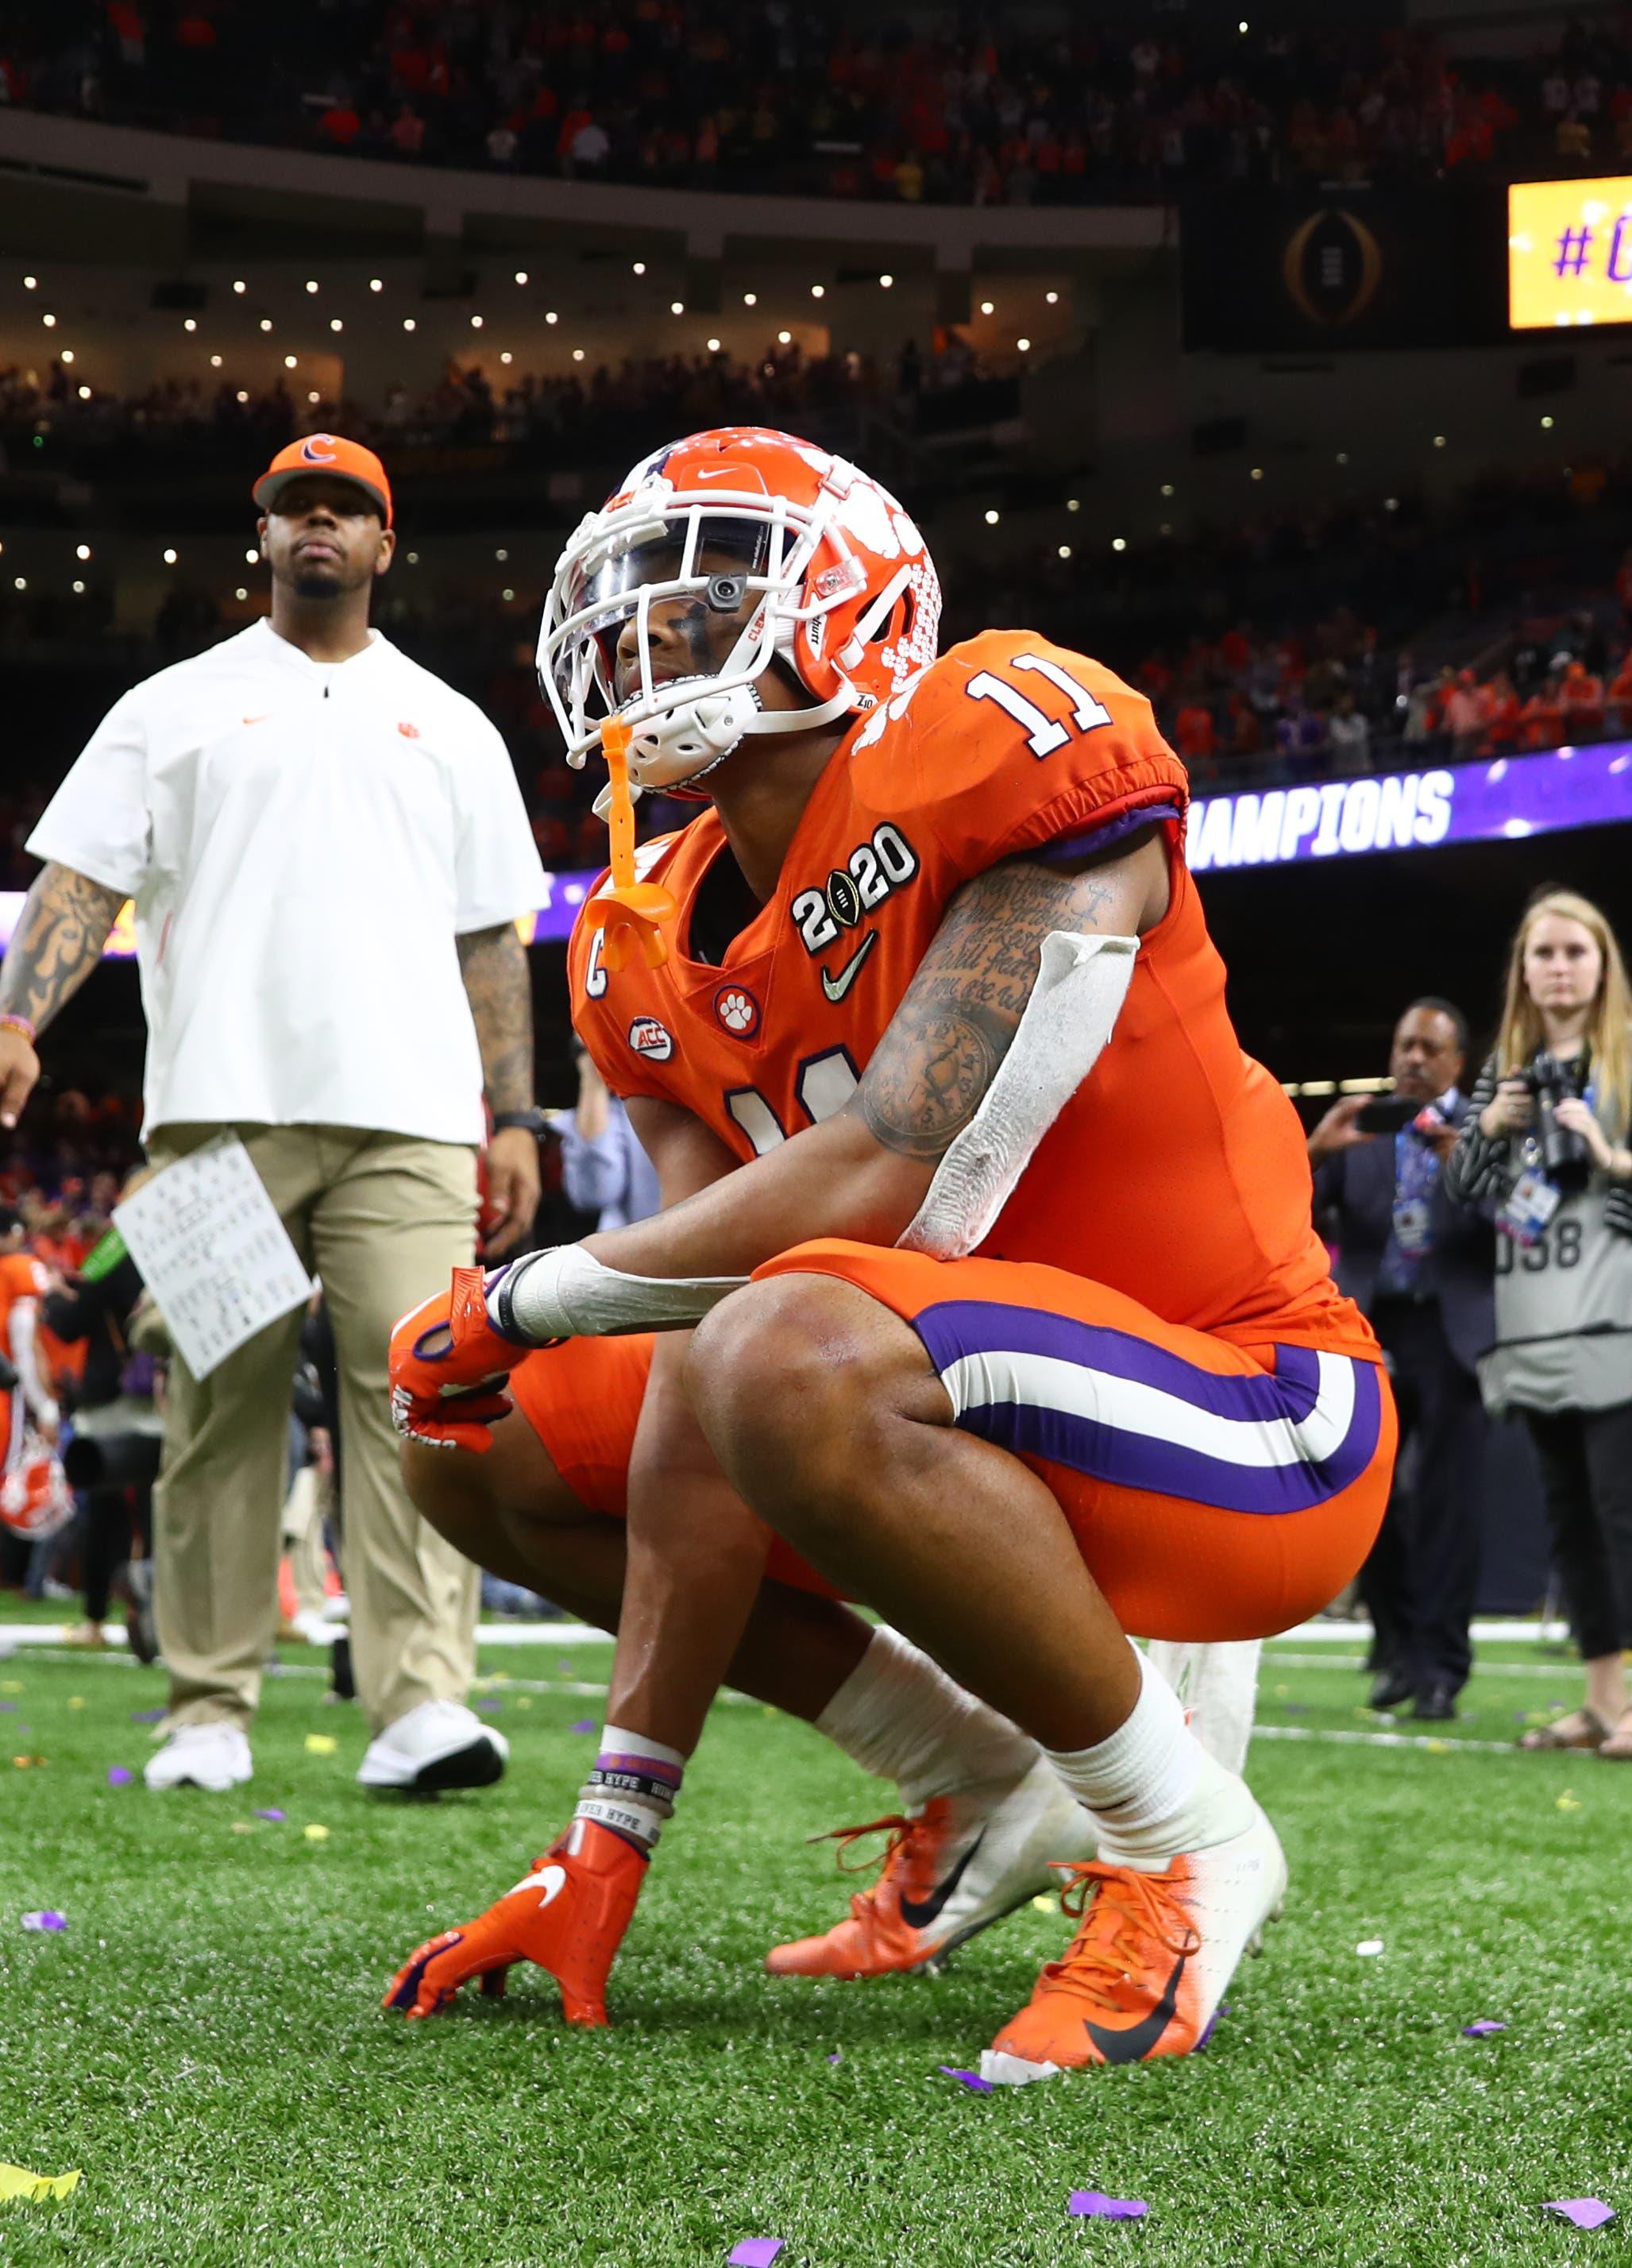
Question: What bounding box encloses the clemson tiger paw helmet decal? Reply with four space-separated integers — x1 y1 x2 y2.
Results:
538 426 943 798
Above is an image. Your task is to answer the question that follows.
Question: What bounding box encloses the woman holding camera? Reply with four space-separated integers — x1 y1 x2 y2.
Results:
1445 889 1632 1757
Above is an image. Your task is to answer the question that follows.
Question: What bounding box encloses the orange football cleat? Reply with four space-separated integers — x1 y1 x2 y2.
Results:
980 1803 1287 2080
767 1758 1094 1979
384 1818 646 2026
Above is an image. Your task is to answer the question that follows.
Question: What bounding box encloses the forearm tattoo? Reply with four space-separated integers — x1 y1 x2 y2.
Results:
0 863 126 1035
457 921 534 1114
850 856 1129 1163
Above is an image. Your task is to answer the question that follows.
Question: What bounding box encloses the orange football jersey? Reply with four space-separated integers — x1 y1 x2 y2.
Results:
569 630 1376 1361
0 1250 49 1366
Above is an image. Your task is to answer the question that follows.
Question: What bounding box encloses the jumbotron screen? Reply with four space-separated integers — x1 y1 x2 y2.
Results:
1508 174 1632 327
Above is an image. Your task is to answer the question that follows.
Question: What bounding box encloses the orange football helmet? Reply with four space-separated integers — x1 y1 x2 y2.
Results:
538 426 941 794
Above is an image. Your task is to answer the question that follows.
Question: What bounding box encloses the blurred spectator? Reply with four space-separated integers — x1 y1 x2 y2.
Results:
1309 1001 1491 1721
555 1049 660 1231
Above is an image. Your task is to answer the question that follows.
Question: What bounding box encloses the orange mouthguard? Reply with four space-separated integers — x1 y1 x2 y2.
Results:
581 717 676 971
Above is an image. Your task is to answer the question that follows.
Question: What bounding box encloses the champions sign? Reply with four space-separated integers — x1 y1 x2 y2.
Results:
2 746 1628 962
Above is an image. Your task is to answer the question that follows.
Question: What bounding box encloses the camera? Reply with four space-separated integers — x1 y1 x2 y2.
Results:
1523 1050 1591 1192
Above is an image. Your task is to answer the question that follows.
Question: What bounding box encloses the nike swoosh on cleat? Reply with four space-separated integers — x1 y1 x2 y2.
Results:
897 1829 987 1933
820 931 878 1003
1083 1950 1187 2065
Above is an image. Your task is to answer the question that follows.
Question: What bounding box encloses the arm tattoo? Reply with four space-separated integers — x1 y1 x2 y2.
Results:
456 922 534 1115
0 863 126 1036
850 853 1144 1163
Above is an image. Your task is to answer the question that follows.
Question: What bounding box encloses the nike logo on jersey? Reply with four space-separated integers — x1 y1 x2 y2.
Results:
820 932 878 1003
506 1863 568 1911
1083 1949 1187 2065
897 1828 986 1933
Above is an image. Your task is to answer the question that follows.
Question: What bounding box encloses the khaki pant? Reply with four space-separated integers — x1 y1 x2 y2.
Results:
149 1124 479 1735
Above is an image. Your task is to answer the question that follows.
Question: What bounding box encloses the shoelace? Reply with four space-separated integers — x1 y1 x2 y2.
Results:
1037 1859 1201 2014
811 1813 935 1918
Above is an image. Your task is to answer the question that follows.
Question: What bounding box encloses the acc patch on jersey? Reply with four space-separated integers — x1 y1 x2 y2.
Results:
627 1015 674 1062
713 985 761 1039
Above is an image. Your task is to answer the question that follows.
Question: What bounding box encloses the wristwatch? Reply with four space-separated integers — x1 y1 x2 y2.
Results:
490 1108 549 1138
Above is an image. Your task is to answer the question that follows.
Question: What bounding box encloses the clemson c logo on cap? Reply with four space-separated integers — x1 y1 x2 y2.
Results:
300 435 339 464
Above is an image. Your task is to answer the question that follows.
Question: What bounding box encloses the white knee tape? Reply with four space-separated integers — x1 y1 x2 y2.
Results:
899 930 1138 1261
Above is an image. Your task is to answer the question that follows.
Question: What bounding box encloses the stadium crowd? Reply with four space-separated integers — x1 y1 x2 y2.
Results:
6 6 1632 203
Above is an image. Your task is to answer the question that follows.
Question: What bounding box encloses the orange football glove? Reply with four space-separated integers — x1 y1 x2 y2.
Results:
388 1265 530 1454
383 1821 647 2025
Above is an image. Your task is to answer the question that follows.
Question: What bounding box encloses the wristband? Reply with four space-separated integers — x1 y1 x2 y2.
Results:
488 1243 747 1343
0 1011 38 1045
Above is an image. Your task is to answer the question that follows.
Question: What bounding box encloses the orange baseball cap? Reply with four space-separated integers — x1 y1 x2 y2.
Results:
253 434 392 526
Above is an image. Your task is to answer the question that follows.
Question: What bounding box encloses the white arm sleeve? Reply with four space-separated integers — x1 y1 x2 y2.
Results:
899 930 1139 1260
493 1243 748 1343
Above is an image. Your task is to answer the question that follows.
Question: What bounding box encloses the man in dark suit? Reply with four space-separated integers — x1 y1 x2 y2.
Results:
1309 999 1494 1721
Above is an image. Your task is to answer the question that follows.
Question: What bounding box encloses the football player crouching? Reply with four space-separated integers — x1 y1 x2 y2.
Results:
385 428 1394 2078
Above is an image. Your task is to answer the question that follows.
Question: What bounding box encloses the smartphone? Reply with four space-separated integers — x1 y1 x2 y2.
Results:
1354 1094 1418 1135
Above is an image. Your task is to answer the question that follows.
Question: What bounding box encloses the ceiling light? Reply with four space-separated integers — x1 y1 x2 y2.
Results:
260 318 272 332
1433 433 1445 447
1057 545 1071 559
984 508 1000 525
502 587 515 601
183 317 197 332
407 551 419 564
403 318 415 332
1045 290 1059 305
632 261 646 276
1337 450 1349 464
330 318 343 333
245 548 257 562
307 389 320 404
495 547 508 562
233 279 246 294
22 275 37 290
777 329 791 344
77 384 90 399
369 277 384 292
546 310 558 324
1112 536 1127 552
210 353 222 367
13 577 24 591
1016 336 1031 351
59 348 72 363
237 389 249 403
75 543 91 560
670 300 685 315
234 587 246 600
573 347 585 361
1067 497 1080 512
1160 482 1175 496
305 279 319 294
73 579 85 594
41 312 56 327
707 336 721 351
470 314 484 329
980 299 994 315
163 549 177 564
514 270 529 285
1541 414 1554 428
500 350 512 365
1384 496 1399 511
879 273 893 288
284 354 297 368
1250 466 1264 480
810 284 826 300
743 292 758 306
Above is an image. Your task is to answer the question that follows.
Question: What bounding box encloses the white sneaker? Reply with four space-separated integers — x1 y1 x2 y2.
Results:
766 1754 1096 1976
980 1797 1287 2080
144 1721 253 1793
356 1698 509 1792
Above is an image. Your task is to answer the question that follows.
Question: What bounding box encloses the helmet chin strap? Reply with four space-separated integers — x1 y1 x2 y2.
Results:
596 668 860 805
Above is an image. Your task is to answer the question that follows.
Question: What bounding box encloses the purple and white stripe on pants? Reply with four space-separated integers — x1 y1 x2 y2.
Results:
911 1300 1383 1517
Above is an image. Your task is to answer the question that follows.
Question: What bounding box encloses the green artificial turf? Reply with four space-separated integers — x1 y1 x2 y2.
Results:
0 1631 1626 2266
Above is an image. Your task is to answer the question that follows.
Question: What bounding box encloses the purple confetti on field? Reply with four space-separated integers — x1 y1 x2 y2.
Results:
1543 2200 1615 2231
0 1701 15 1711
727 2243 785 2267
253 1808 287 1823
21 1911 67 1933
1281 1700 1310 1713
568 1718 596 1734
106 1765 133 1787
827 2051 842 2065
475 1698 502 1715
1463 2020 1506 2037
1068 2191 1148 2221
939 2065 993 2093
558 1658 573 1673
129 1706 165 1723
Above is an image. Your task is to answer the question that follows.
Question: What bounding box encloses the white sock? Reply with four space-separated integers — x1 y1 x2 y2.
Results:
1044 1649 1254 1872
815 1625 1041 1810
573 1721 685 1853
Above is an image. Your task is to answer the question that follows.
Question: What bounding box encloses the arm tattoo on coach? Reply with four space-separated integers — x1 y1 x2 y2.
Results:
456 922 534 1115
0 863 127 1035
849 858 1128 1164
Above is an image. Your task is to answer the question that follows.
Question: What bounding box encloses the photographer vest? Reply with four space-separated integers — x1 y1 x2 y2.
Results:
1481 1180 1632 1416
